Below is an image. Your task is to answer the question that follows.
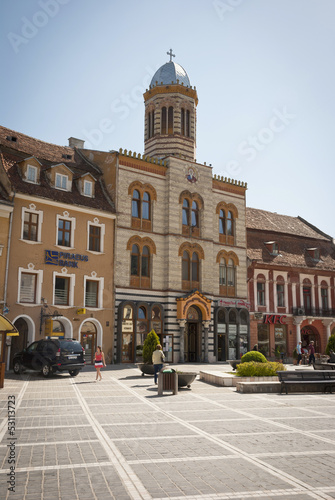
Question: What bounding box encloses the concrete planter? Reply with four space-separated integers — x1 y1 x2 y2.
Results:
177 372 198 388
200 370 278 387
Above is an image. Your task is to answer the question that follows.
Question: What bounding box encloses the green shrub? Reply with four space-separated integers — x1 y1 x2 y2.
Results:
326 334 335 355
241 350 267 364
142 329 161 363
236 361 285 377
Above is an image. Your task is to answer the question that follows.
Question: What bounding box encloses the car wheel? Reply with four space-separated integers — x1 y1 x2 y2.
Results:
13 361 22 375
69 369 79 377
41 363 51 377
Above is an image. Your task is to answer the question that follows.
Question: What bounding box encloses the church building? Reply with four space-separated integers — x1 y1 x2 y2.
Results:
84 51 249 363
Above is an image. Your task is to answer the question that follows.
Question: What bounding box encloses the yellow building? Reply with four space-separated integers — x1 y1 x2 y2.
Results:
0 127 116 368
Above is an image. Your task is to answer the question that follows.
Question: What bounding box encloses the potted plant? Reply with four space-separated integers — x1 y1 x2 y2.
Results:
138 329 161 376
176 370 198 388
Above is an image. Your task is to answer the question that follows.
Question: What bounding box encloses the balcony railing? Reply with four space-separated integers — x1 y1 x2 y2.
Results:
292 307 335 317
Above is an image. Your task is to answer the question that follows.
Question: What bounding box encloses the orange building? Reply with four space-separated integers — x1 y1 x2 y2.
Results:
0 127 116 368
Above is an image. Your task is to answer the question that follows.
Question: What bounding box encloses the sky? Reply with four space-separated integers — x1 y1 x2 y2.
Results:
1 0 334 238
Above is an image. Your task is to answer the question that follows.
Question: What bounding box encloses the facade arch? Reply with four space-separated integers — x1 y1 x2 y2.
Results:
178 242 204 260
126 235 156 254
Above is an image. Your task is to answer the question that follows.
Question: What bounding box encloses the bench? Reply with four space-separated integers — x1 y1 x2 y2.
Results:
277 370 335 395
313 362 335 371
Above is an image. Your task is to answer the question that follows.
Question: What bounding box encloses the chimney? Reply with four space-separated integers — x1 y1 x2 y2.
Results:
68 137 85 149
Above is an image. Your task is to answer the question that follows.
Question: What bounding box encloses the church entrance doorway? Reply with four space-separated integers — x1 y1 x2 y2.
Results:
184 306 202 362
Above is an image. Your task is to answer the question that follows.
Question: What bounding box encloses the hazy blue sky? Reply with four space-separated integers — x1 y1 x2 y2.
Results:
1 0 334 237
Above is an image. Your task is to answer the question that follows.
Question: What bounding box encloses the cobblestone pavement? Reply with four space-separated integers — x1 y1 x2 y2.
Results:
1 364 335 500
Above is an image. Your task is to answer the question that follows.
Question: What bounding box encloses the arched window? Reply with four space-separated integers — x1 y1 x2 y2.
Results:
168 106 173 135
219 258 226 286
219 209 225 235
181 108 185 135
142 192 150 220
321 282 328 313
191 252 199 283
257 276 266 306
303 280 312 314
227 211 234 236
182 251 190 281
227 259 235 287
131 245 140 276
276 276 285 308
147 110 154 139
141 246 150 278
182 199 189 226
161 107 167 134
132 190 140 218
191 201 199 228
130 245 151 289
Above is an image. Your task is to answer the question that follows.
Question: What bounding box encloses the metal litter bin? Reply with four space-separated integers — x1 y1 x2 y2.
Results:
158 368 178 395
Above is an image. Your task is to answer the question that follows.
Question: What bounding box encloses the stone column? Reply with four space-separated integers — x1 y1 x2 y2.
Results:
203 320 210 363
178 319 186 363
293 317 302 343
322 319 332 343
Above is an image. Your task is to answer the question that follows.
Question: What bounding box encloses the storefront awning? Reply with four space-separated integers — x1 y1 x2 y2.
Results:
0 314 19 336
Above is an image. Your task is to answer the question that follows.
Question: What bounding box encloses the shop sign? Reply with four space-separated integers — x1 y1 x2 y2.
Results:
77 308 86 315
229 325 237 333
45 250 88 268
122 320 133 332
44 318 53 336
263 314 286 324
217 299 250 309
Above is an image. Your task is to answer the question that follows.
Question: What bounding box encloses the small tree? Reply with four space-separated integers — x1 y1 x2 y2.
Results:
142 329 161 363
241 350 267 363
326 334 335 355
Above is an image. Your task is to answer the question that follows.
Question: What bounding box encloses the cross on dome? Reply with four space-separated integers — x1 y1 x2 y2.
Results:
167 48 175 62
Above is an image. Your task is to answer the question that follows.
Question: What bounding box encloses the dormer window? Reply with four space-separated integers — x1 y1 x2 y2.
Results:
27 165 37 183
55 173 68 190
307 247 320 261
84 180 93 197
6 136 17 142
265 241 280 256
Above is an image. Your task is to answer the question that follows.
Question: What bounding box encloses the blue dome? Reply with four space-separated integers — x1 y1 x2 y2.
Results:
150 61 190 87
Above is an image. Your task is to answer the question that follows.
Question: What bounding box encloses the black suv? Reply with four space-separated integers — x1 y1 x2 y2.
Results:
13 339 85 377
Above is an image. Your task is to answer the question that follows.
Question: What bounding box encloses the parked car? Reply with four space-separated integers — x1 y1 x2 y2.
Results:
13 339 85 377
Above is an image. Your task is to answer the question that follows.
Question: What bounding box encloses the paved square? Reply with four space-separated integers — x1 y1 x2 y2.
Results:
1 364 335 499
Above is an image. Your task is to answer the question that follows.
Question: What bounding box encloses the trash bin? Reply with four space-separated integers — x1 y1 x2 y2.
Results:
158 368 178 395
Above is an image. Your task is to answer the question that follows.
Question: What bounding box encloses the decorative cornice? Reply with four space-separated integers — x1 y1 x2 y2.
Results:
212 175 247 192
144 84 198 106
119 148 168 168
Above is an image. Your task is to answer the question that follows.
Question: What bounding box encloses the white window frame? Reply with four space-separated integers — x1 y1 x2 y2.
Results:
21 206 43 244
55 173 69 191
18 267 43 305
27 165 38 183
84 275 104 309
56 213 76 248
87 219 105 253
83 180 93 197
53 271 75 307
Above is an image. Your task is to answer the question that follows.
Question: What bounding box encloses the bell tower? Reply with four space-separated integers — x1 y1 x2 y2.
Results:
144 50 198 161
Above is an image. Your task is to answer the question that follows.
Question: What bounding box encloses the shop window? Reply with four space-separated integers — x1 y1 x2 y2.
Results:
151 306 162 335
257 324 270 357
54 276 70 305
239 310 248 357
136 306 148 362
274 325 287 357
228 311 237 360
121 305 134 363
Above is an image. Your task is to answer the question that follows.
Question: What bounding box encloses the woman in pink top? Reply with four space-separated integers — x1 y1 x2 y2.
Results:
93 345 106 381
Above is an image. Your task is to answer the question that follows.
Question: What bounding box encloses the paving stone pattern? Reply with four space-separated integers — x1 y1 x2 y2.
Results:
1 365 335 499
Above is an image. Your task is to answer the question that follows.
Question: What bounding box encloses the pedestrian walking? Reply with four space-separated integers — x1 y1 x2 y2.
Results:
308 340 315 366
94 345 106 381
152 344 165 384
253 344 258 351
296 341 303 365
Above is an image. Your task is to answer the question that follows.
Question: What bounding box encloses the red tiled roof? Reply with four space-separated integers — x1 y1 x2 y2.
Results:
246 207 328 240
0 126 115 213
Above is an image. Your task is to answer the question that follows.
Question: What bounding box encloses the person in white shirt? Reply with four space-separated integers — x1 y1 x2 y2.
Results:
152 344 165 384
